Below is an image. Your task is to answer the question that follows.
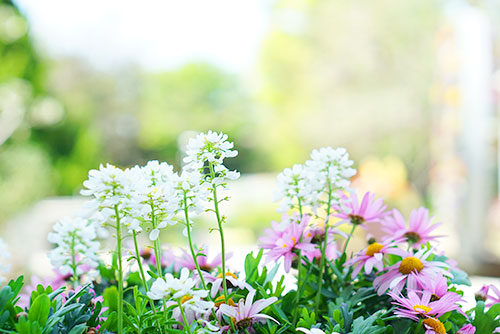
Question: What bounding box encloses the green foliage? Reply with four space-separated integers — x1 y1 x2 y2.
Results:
471 301 500 334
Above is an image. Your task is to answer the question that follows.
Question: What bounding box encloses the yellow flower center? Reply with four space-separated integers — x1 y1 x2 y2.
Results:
282 243 287 248
214 295 235 307
399 256 424 275
412 304 432 314
180 295 193 304
365 243 384 256
291 237 296 243
217 272 238 280
423 318 446 334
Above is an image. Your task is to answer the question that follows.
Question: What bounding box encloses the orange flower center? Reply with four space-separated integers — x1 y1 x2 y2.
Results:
180 295 193 304
365 243 384 256
423 318 446 334
412 304 432 314
214 295 235 307
217 272 238 280
399 256 424 275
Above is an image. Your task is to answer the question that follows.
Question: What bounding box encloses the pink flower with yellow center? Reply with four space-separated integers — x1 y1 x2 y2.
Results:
259 215 316 272
333 191 389 228
219 290 278 330
389 290 460 322
381 207 443 248
419 274 464 309
344 239 403 278
373 248 451 295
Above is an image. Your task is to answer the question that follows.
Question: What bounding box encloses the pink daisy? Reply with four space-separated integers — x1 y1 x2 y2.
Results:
373 248 451 295
457 324 476 334
259 215 316 272
333 191 389 228
175 245 231 273
389 290 461 321
219 289 278 330
381 207 443 248
486 282 500 307
475 284 490 301
344 239 404 278
419 274 464 307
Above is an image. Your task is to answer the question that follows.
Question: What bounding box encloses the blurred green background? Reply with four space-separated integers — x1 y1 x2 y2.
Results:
1 0 499 274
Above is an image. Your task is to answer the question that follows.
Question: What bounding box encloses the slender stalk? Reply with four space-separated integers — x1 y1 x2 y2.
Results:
208 162 229 301
343 224 357 255
292 199 304 327
150 204 163 278
132 231 149 291
70 231 79 288
178 301 192 334
183 192 208 290
314 181 333 313
114 204 124 334
132 231 164 334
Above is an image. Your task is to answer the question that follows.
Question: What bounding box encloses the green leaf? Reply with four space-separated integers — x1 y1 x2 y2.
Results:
450 269 471 286
28 293 51 327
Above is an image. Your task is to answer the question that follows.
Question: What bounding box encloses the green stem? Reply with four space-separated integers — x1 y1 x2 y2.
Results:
314 181 333 313
208 163 229 300
183 193 208 290
178 301 192 334
132 231 164 334
343 224 357 255
114 204 124 334
292 200 304 327
70 231 79 288
150 204 163 278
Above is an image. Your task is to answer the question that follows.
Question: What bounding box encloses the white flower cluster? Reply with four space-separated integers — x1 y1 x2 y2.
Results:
147 268 214 314
0 238 11 285
183 130 240 184
275 147 356 213
47 216 100 277
79 131 240 242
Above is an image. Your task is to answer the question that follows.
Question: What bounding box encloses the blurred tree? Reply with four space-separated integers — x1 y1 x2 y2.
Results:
255 0 440 194
0 0 53 220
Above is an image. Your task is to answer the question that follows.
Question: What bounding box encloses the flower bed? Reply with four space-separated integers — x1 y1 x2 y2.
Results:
0 131 499 334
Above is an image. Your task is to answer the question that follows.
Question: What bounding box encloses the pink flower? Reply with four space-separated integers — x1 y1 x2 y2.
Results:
259 215 316 272
344 239 403 278
175 245 230 273
476 284 490 301
389 290 461 321
457 324 476 334
381 207 443 248
219 290 278 330
486 282 500 307
333 192 388 228
373 248 451 295
420 274 463 306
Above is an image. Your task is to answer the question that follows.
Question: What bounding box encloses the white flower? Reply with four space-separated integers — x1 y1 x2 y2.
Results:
127 161 180 239
274 164 321 212
274 147 357 213
174 170 208 216
183 131 239 185
0 238 11 285
47 216 100 277
148 268 204 300
81 164 132 207
184 131 238 170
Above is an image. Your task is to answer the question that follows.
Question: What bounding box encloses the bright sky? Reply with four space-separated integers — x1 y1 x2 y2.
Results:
14 0 272 73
